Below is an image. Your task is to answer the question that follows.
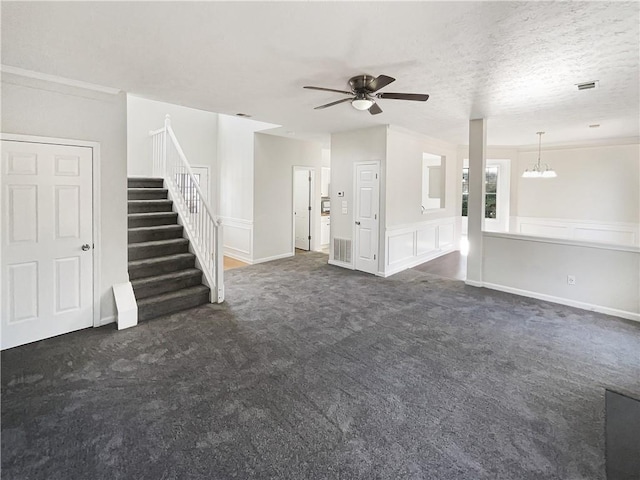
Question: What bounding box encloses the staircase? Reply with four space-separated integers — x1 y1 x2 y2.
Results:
128 177 210 321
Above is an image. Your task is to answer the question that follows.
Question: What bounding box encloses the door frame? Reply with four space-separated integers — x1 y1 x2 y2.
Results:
353 160 380 274
291 166 316 254
1 133 102 328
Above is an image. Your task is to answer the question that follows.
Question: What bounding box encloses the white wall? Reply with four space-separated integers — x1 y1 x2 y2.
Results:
217 114 279 262
126 95 218 205
253 134 323 262
383 126 460 275
330 126 388 268
513 143 640 245
482 233 640 321
1 73 128 324
516 143 639 223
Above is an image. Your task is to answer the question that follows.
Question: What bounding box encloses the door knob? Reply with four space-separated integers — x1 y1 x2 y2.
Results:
81 244 91 251
355 221 361 225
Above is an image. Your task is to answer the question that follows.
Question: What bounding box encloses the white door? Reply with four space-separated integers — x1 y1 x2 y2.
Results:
294 168 311 251
1 140 93 350
354 162 379 274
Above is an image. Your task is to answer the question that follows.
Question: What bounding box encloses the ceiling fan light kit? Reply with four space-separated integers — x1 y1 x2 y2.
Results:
352 98 374 111
304 74 429 115
522 131 557 178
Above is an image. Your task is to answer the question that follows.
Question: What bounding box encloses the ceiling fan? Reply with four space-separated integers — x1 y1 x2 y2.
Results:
304 74 429 115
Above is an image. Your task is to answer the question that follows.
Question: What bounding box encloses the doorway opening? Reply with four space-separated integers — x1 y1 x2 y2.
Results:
293 167 315 254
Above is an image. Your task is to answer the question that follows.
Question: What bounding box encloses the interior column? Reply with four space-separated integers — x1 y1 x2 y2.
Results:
466 118 487 286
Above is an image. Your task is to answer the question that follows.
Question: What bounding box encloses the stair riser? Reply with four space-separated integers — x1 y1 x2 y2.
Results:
128 214 178 228
128 202 173 214
128 179 164 189
128 241 189 261
128 227 183 244
139 290 210 321
128 190 168 200
133 273 203 300
128 256 196 280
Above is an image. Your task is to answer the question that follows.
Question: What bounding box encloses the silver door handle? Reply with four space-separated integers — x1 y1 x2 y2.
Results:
355 221 361 225
81 244 91 251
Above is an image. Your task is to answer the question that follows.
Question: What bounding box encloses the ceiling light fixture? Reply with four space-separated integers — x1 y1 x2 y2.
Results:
522 132 557 179
351 98 374 111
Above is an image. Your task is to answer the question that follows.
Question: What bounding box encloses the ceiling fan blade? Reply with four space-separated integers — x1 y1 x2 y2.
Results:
369 103 383 115
365 75 395 92
304 86 353 95
314 97 354 110
376 92 430 101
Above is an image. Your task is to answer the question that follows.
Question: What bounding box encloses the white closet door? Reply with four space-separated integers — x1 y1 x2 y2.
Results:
1 140 93 350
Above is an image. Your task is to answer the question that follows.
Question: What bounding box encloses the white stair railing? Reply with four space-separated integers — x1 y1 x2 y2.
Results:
150 114 224 303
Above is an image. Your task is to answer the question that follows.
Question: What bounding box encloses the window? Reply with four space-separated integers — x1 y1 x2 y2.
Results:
461 167 498 219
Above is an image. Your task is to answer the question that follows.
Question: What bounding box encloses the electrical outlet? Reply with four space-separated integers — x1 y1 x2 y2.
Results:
567 275 576 285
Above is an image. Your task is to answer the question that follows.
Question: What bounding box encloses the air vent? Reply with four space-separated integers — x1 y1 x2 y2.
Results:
576 81 598 91
333 238 352 263
235 113 252 118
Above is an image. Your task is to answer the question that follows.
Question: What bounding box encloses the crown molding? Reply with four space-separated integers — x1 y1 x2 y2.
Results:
1 65 121 95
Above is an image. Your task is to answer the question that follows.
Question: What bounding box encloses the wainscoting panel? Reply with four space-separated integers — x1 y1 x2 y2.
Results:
515 217 639 247
416 226 437 256
384 218 456 277
388 232 414 265
220 217 253 263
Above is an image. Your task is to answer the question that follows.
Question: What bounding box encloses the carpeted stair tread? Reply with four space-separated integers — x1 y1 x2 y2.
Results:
128 199 173 214
127 178 164 188
128 252 195 269
128 224 183 243
128 188 169 200
131 269 203 300
128 253 196 280
127 188 168 194
137 285 210 321
128 238 189 260
131 268 202 288
128 213 179 228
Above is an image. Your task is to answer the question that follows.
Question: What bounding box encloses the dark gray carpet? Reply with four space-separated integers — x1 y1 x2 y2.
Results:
606 390 640 479
2 252 640 479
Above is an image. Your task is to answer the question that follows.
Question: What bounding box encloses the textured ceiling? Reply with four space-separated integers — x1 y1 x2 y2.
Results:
2 1 639 146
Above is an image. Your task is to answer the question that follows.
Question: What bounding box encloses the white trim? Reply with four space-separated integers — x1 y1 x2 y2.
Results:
381 248 454 277
96 315 117 327
224 249 252 264
481 282 639 323
1 133 103 329
465 279 484 287
219 216 253 261
483 231 640 253
328 258 355 269
252 252 294 265
513 216 639 247
1 65 121 95
383 217 456 276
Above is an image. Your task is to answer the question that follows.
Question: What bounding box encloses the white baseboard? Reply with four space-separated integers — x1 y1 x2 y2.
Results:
95 315 116 327
328 259 354 269
464 279 483 287
383 247 454 277
224 248 253 265
252 252 293 265
481 281 640 323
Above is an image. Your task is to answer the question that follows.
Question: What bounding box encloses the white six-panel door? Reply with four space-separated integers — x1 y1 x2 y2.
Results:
354 162 379 274
1 140 93 350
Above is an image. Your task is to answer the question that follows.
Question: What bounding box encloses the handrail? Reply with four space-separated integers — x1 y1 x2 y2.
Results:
150 114 224 303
